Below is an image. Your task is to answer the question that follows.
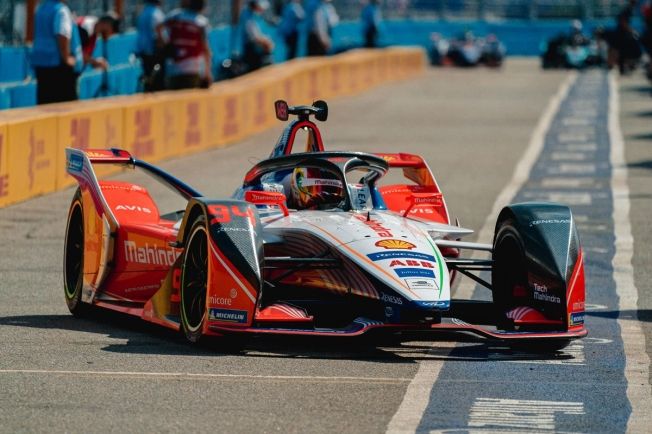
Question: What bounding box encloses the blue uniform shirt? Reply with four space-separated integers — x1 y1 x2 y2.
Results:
361 3 381 33
136 4 165 56
304 0 320 33
279 2 305 37
237 7 264 51
32 0 79 68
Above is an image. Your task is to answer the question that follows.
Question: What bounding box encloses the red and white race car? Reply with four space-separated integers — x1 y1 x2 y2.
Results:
63 100 586 350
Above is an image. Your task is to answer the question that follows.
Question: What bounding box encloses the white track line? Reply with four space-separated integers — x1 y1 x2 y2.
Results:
385 72 577 434
0 369 410 383
608 72 652 433
455 71 578 300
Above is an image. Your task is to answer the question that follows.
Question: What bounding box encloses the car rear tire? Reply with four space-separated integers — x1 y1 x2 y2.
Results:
180 217 209 343
63 190 88 316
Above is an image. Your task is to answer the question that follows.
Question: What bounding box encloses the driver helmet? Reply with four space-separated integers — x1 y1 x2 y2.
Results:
290 167 344 210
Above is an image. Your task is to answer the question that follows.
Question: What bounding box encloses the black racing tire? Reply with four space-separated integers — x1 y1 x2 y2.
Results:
63 189 89 316
491 218 528 330
180 216 209 343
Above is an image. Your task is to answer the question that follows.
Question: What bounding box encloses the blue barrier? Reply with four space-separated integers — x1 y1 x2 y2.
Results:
0 87 10 110
8 81 37 108
0 47 31 83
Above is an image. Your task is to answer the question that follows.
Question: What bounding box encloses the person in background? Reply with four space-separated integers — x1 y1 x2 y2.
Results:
239 0 275 71
279 0 304 60
607 0 641 74
77 13 120 69
641 1 652 79
136 0 165 91
360 0 381 48
31 0 83 104
307 0 338 56
161 0 212 90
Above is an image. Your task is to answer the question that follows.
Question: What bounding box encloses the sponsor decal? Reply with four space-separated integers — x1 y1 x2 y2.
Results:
208 288 238 307
415 300 449 309
209 296 232 306
124 283 160 294
115 205 152 213
528 218 571 227
353 214 392 237
532 282 561 304
214 227 251 233
208 308 248 324
367 251 436 262
572 301 585 311
375 239 416 250
570 312 585 326
405 278 437 290
300 178 342 188
399 208 435 215
394 268 435 278
380 292 403 305
123 240 181 266
389 259 434 268
68 153 84 172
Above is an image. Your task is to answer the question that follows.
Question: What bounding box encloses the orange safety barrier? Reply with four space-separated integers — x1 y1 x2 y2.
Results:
0 47 425 208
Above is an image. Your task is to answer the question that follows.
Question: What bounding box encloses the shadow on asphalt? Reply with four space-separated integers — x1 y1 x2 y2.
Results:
587 309 652 322
635 110 652 117
0 310 581 364
628 160 652 170
622 84 652 94
626 132 652 141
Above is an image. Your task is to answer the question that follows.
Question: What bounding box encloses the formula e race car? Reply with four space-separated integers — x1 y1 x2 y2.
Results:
63 100 586 350
429 31 506 67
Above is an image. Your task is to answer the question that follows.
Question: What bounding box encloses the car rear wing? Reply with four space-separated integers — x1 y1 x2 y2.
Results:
66 148 202 201
375 152 438 188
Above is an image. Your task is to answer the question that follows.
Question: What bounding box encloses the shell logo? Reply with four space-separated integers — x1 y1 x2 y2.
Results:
375 239 416 250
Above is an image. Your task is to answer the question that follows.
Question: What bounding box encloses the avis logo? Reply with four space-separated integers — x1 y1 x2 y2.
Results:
116 205 152 213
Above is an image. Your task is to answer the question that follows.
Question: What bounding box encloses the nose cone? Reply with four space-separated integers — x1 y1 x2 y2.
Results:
347 235 451 309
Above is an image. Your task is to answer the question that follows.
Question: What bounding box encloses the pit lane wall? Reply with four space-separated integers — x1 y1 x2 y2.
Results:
0 47 425 208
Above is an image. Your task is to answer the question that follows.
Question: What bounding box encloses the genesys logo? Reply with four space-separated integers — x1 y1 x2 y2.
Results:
115 205 152 213
209 308 248 324
380 292 403 305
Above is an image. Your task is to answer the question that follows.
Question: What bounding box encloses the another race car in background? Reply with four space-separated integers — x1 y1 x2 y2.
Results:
62 100 586 351
429 31 506 67
541 21 607 69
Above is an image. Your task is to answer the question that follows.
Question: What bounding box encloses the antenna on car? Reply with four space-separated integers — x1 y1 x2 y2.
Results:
274 100 329 122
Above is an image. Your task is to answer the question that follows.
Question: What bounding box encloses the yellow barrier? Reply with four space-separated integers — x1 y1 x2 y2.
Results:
0 47 426 208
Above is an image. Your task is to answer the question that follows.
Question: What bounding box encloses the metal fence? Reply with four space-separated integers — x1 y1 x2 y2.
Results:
0 0 633 45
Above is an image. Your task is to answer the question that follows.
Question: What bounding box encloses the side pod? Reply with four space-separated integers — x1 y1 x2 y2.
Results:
177 199 265 331
492 202 585 331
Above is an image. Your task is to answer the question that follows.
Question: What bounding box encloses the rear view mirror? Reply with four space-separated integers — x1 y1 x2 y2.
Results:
244 190 289 216
403 192 443 217
275 100 289 121
313 100 328 122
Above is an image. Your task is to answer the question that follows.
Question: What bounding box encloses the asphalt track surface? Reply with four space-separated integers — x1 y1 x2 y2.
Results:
0 59 650 433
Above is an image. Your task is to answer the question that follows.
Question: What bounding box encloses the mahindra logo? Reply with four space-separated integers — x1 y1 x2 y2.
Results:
116 205 152 213
124 241 180 266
